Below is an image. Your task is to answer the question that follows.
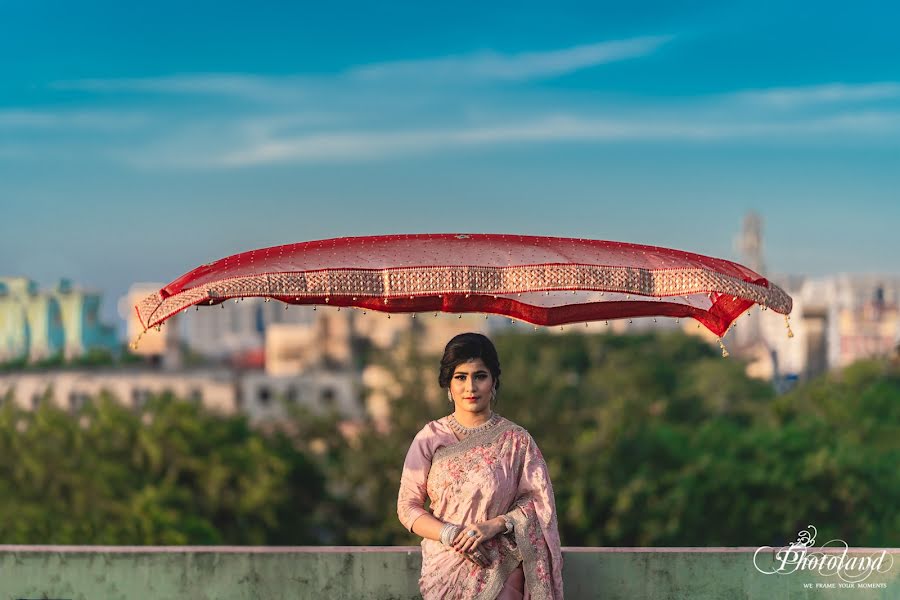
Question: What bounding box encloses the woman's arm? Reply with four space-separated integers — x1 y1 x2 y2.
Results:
397 429 433 532
409 512 445 541
397 430 495 567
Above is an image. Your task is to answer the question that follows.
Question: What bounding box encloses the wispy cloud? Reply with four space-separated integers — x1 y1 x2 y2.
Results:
26 42 900 171
132 110 900 168
53 74 310 103
349 35 673 83
0 109 148 130
52 35 673 104
732 82 900 107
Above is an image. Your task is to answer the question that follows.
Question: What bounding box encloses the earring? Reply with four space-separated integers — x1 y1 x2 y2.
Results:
447 389 453 404
490 388 496 402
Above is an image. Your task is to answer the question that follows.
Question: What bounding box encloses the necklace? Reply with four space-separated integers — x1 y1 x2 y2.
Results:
448 412 500 436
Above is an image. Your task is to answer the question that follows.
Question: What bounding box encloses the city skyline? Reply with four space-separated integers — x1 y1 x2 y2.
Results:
2 1 899 327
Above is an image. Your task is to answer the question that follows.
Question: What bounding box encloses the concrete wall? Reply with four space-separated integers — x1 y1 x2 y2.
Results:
1 546 897 599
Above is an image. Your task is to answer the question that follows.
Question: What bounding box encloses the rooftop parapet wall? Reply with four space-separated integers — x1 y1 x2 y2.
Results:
0 546 897 599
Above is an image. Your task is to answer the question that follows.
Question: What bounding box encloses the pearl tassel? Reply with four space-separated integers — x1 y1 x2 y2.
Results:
785 315 794 338
717 337 729 358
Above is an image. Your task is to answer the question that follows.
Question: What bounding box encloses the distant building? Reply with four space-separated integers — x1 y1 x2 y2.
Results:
178 297 317 360
718 213 899 384
0 277 117 363
51 279 118 359
239 369 362 423
0 369 234 414
0 367 361 424
733 212 766 348
829 276 900 368
0 280 31 362
265 308 353 376
0 277 64 361
736 274 900 384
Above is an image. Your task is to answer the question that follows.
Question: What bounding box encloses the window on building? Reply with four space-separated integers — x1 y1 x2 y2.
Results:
257 385 271 406
320 387 336 409
68 391 88 413
132 388 151 410
285 385 299 403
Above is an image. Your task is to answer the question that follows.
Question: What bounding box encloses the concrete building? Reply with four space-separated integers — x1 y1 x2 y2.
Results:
0 280 30 362
0 277 65 362
51 279 118 359
265 307 353 376
733 274 900 385
0 369 236 414
179 297 316 360
828 275 900 368
0 277 117 363
0 367 361 425
239 369 361 423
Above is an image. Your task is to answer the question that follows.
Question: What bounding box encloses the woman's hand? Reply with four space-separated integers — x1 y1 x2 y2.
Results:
452 518 505 555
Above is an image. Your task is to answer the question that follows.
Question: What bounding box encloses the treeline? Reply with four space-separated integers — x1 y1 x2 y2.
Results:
0 331 897 547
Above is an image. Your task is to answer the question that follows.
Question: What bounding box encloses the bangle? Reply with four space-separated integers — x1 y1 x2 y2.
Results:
440 523 460 546
501 515 514 534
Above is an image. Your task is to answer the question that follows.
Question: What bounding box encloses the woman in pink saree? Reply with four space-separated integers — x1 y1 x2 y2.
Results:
397 333 564 599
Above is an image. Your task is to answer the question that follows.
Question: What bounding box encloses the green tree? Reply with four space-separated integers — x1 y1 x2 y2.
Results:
0 393 333 544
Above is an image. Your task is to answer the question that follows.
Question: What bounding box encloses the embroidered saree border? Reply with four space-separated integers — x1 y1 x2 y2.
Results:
432 418 518 464
135 263 792 330
508 507 554 600
472 537 524 600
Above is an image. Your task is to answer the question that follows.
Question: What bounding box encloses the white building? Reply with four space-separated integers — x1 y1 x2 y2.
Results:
0 367 361 425
1 277 118 363
737 274 900 382
179 298 317 360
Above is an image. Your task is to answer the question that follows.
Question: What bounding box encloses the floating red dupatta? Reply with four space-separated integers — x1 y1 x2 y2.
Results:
134 233 792 340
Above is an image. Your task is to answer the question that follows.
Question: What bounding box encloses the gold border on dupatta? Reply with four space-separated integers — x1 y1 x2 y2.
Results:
135 263 792 330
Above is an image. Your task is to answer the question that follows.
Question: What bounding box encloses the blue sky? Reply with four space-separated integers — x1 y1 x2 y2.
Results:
2 1 899 328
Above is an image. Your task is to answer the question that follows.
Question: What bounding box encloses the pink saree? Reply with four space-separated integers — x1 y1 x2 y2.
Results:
397 416 564 599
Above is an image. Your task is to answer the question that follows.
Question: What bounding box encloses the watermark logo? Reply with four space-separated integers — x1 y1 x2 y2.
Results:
753 525 893 584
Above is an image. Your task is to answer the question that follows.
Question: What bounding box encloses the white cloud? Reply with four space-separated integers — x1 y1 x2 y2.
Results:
53 74 310 103
53 35 673 104
30 45 900 171
732 82 900 107
350 36 673 83
0 109 148 130
135 110 900 168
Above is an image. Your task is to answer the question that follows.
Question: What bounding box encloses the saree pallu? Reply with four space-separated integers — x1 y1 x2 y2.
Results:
398 416 564 600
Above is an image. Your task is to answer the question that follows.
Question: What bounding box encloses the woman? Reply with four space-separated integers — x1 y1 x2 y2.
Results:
397 332 564 599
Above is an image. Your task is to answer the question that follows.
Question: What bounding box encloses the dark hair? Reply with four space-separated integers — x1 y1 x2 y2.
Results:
438 333 501 392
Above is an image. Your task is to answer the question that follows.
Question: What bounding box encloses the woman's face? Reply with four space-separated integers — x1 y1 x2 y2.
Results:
450 358 495 415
